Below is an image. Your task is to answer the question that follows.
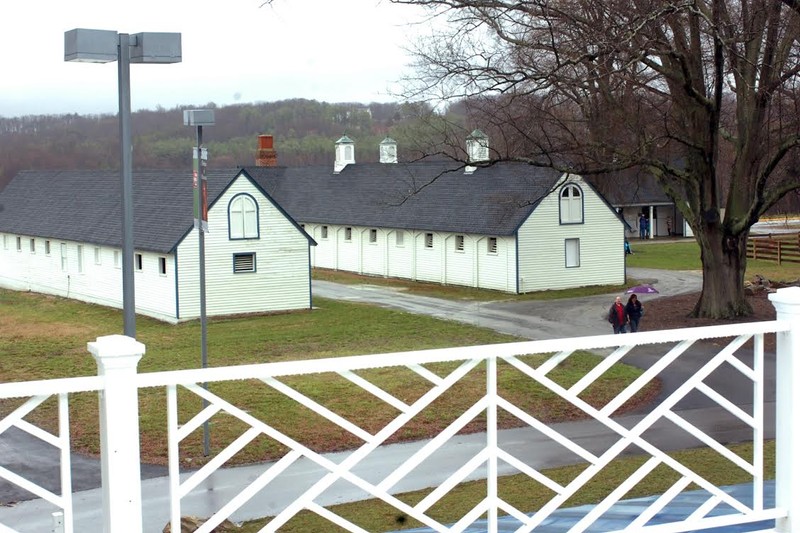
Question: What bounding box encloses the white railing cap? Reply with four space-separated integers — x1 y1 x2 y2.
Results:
87 334 146 359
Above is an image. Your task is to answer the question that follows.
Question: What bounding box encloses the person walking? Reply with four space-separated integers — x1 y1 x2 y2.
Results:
625 294 644 332
608 296 627 334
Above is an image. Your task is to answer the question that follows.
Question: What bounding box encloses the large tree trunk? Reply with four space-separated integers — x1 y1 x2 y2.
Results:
692 227 752 318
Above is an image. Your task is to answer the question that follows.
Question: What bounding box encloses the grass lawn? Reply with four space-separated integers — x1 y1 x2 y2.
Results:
626 239 800 281
0 289 655 467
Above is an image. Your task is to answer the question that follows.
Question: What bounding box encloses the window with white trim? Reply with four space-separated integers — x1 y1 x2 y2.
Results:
77 245 84 273
425 233 433 248
113 250 120 269
396 231 404 246
60 243 67 271
487 237 498 254
369 229 377 243
2 235 6 250
455 235 465 252
321 226 328 239
565 238 580 267
29 239 35 253
94 247 102 265
345 227 352 242
16 237 21 251
233 252 256 273
560 184 583 224
229 194 259 239
135 253 143 272
45 240 51 255
159 256 167 275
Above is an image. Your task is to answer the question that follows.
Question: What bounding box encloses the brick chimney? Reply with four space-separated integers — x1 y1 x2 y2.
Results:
256 135 278 167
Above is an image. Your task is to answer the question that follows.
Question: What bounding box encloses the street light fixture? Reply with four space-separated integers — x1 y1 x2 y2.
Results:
65 28 181 338
184 109 214 456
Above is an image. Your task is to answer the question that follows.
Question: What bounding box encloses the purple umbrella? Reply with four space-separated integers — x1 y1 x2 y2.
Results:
626 284 659 294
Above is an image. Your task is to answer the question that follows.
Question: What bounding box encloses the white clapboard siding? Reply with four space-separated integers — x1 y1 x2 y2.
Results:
476 235 516 292
360 228 386 276
386 229 414 279
517 175 625 293
297 175 622 294
176 174 311 320
0 235 179 322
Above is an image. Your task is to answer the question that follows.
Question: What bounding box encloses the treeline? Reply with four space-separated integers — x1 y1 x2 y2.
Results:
0 99 431 190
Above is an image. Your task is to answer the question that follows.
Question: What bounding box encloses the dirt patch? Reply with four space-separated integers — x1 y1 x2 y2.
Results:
0 314 95 339
642 290 778 351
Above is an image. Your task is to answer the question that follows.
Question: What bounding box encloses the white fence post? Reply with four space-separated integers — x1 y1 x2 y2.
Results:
769 286 800 533
87 334 145 533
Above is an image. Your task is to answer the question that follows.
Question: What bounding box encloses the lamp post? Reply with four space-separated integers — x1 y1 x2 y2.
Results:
65 28 181 338
184 109 214 457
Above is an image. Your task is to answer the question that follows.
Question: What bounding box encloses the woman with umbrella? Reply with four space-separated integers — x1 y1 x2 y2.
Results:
625 294 644 332
624 284 658 332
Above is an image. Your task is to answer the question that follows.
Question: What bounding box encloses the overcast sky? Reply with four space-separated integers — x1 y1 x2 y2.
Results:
0 0 427 118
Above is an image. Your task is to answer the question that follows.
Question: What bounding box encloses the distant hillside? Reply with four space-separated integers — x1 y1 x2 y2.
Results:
0 99 428 190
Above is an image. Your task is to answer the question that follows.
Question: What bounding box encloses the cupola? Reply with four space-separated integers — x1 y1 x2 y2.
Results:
465 129 489 174
334 135 355 173
379 137 398 164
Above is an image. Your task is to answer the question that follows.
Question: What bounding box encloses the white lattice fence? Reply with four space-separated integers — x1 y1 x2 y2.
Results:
136 321 788 533
1 287 800 532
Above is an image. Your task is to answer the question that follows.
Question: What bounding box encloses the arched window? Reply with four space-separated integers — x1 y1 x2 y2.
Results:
559 184 583 224
229 194 259 239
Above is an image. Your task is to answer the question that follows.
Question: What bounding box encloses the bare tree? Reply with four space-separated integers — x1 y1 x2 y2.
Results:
393 0 800 318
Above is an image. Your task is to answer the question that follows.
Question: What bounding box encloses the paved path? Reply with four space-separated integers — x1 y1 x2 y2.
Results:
313 267 703 340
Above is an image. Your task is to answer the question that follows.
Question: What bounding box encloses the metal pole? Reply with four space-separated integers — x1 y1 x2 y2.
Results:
197 125 210 457
118 33 136 338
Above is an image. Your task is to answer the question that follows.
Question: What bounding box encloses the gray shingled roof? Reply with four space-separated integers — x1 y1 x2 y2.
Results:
244 161 567 236
0 169 242 254
0 162 575 253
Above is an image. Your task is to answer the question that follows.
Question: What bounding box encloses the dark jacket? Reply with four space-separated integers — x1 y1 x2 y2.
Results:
608 303 627 326
626 301 643 321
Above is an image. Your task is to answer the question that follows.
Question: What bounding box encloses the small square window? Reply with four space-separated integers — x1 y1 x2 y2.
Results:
233 252 256 273
455 235 465 252
159 256 167 275
369 229 377 243
425 233 433 248
135 253 143 272
345 227 352 242
487 237 498 254
321 226 329 239
29 239 35 253
45 240 51 255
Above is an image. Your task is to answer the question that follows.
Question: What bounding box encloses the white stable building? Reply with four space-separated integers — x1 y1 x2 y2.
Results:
0 169 314 322
247 131 627 293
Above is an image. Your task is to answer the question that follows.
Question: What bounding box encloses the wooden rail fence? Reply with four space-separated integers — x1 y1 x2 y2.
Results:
747 233 800 264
